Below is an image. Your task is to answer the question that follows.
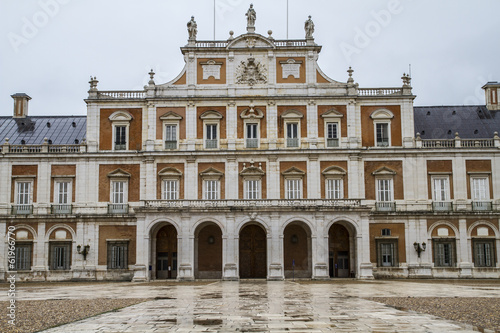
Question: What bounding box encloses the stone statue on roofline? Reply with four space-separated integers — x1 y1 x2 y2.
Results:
187 16 197 40
246 4 256 32
305 15 314 39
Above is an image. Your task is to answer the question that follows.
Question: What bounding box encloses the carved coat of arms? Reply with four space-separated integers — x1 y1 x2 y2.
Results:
235 57 267 86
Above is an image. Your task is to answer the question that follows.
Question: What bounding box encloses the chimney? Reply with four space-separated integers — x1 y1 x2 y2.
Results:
482 82 500 111
11 93 31 118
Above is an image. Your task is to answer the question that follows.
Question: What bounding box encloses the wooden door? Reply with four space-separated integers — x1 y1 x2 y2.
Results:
239 225 267 278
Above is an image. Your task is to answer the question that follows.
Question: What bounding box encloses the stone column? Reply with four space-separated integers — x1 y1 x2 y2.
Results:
267 101 278 149
458 218 472 277
132 213 149 282
307 154 320 199
268 212 283 280
225 155 237 199
267 156 279 199
178 213 194 280
143 157 156 201
186 102 197 151
185 156 197 200
227 101 237 150
348 154 361 199
32 222 46 281
223 213 237 280
312 212 328 279
357 213 373 279
145 101 156 151
307 100 318 149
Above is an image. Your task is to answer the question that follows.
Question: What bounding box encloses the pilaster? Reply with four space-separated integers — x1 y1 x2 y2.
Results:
268 212 283 280
225 155 238 199
307 100 318 149
312 212 328 279
178 213 194 280
227 101 237 150
186 101 197 151
267 155 279 199
458 218 472 277
185 156 197 200
267 101 278 149
307 154 320 199
223 213 238 280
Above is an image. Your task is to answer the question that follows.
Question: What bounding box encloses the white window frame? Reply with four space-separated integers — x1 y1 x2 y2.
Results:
158 167 183 200
54 179 72 204
286 178 302 199
281 110 303 148
204 179 220 200
107 240 129 270
244 178 261 200
471 176 490 201
376 177 394 202
321 109 344 148
285 122 300 148
370 109 394 148
162 179 179 200
431 176 450 202
15 179 33 206
160 111 183 150
200 110 223 150
109 111 133 151
326 178 343 199
245 122 260 148
110 180 128 204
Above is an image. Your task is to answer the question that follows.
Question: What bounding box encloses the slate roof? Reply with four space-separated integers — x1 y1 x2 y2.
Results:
414 105 500 139
0 116 86 145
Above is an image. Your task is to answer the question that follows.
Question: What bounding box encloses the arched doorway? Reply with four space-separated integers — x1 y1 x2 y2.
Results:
283 222 312 278
195 223 223 279
239 224 267 278
328 223 355 278
155 225 178 279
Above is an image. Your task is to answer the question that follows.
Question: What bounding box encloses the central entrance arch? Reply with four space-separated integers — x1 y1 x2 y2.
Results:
283 222 312 278
155 225 178 279
239 224 267 278
194 222 223 279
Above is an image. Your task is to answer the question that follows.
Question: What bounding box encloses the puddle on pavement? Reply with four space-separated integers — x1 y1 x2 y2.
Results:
193 318 223 325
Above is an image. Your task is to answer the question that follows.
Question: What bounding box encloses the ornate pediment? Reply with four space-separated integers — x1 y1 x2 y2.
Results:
322 166 347 176
108 111 133 122
240 105 264 119
159 111 183 121
200 110 223 120
370 109 394 120
281 109 304 119
321 109 344 119
107 168 131 178
158 167 183 178
240 163 265 177
372 166 396 176
235 57 267 86
282 166 306 176
200 167 224 179
227 34 276 50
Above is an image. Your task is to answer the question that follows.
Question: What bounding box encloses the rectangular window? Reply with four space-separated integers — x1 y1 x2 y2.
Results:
326 123 339 147
205 180 219 200
205 124 218 148
286 179 302 199
286 123 299 147
492 89 497 104
245 179 260 199
376 123 389 147
377 239 398 267
17 182 31 205
56 181 70 204
377 179 392 202
162 180 178 200
14 243 32 271
433 239 456 267
246 123 259 148
326 179 343 199
107 242 128 269
112 181 125 204
115 126 127 150
165 124 177 149
50 242 71 270
473 240 495 267
433 177 449 201
472 177 488 201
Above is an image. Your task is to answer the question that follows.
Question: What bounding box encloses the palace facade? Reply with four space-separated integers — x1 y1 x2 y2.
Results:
1 12 500 281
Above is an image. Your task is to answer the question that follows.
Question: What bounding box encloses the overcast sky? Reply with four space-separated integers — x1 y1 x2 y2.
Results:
1 0 499 116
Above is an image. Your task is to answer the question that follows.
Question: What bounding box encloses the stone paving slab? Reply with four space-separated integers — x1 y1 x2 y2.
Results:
37 281 485 332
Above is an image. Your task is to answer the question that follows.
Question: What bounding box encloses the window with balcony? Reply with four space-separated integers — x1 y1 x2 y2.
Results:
471 176 491 211
200 110 223 149
107 241 128 269
322 166 346 200
282 167 305 200
321 109 344 148
473 239 496 267
160 111 183 150
49 242 71 270
52 179 72 214
376 239 398 267
107 169 130 214
370 109 394 147
109 111 133 151
281 110 303 148
372 166 396 211
13 180 33 215
432 176 452 211
245 179 261 199
240 105 264 149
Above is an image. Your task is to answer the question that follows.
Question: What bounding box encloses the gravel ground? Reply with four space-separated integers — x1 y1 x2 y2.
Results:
0 298 147 333
367 297 500 332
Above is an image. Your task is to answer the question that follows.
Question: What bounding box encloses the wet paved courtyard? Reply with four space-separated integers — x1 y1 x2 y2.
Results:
7 280 500 332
